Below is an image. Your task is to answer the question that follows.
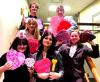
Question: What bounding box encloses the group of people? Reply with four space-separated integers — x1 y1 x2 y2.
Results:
0 2 99 82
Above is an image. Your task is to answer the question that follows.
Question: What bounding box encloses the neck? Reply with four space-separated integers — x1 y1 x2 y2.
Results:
44 46 49 52
30 13 36 17
57 14 64 18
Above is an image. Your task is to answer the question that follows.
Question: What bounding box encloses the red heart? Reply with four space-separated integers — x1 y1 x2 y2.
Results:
34 58 51 73
57 19 71 32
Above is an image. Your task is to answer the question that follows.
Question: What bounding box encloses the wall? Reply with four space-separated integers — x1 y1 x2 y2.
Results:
0 0 28 81
79 0 100 78
0 0 28 55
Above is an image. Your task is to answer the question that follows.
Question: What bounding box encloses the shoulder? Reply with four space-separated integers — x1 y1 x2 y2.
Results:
0 53 7 65
64 16 73 20
54 51 62 59
59 44 69 50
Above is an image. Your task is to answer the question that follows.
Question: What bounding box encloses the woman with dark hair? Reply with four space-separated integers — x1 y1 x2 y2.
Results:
0 37 30 82
33 31 63 82
58 30 99 82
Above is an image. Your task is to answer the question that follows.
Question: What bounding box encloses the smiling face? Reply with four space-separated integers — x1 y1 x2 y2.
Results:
30 3 39 16
70 31 80 45
27 19 37 33
42 35 53 48
17 44 27 53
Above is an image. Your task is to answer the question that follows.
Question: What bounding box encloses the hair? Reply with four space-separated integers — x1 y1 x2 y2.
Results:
56 5 64 12
36 31 56 60
10 37 30 57
26 18 40 40
29 2 39 9
70 30 80 36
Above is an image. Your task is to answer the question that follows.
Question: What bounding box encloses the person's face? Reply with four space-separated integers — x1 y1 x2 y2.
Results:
27 19 37 32
42 35 53 48
70 31 80 44
30 4 38 15
56 6 64 16
17 44 27 53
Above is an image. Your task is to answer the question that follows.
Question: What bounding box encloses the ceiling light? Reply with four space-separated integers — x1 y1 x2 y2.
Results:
49 5 57 11
47 17 51 22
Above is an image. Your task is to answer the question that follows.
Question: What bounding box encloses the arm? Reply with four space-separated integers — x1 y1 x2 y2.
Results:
0 62 12 73
0 54 12 73
85 40 99 58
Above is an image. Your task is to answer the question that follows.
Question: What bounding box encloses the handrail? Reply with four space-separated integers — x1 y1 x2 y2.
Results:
85 57 100 82
84 72 90 82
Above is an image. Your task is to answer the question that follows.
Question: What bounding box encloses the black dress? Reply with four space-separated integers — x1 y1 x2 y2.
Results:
0 53 30 82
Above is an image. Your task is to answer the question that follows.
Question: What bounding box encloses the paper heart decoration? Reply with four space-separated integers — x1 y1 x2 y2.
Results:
16 30 26 38
50 16 63 35
28 38 39 54
55 30 70 44
34 58 51 73
56 19 71 33
25 58 35 68
6 50 25 70
80 30 96 43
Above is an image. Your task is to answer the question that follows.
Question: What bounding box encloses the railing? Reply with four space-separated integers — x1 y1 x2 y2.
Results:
84 72 90 82
85 57 100 82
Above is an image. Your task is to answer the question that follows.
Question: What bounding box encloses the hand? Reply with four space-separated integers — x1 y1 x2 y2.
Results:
28 67 34 75
28 67 34 78
88 40 96 46
21 17 26 27
49 72 62 80
3 61 12 71
37 73 49 79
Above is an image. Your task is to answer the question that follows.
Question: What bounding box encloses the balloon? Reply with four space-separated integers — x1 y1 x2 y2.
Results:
6 50 25 70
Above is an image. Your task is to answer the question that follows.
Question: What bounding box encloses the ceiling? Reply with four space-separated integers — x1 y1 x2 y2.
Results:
29 0 96 23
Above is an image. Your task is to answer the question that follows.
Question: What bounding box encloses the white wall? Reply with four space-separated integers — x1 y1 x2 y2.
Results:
0 0 28 55
0 0 28 81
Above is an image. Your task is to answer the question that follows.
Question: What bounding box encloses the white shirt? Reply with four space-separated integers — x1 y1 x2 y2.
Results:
69 45 77 58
